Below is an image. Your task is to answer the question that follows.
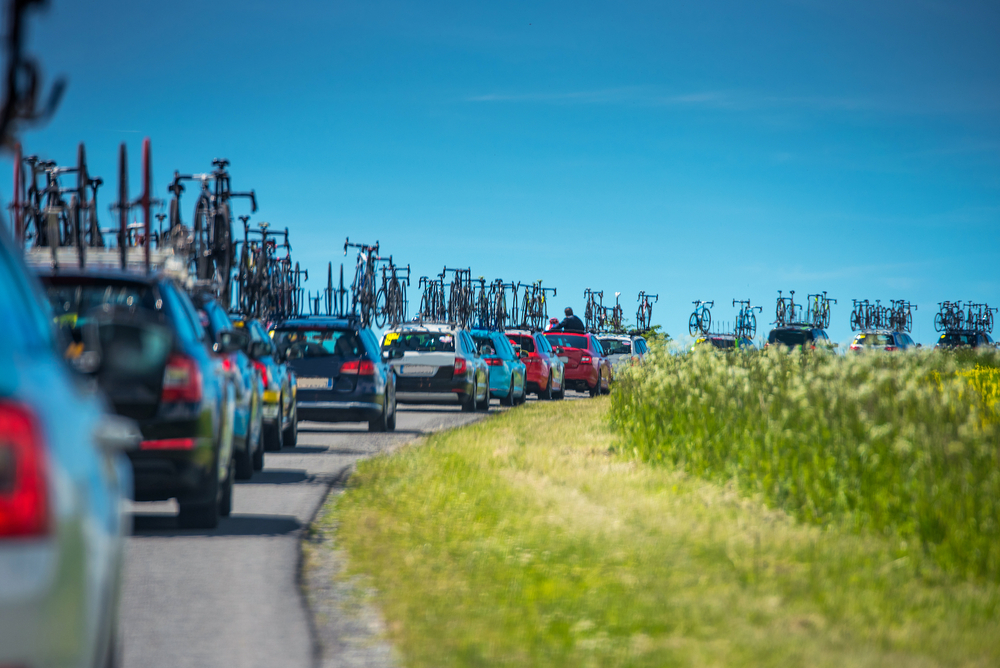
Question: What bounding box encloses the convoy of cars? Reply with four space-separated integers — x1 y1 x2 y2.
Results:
543 332 613 396
505 329 566 400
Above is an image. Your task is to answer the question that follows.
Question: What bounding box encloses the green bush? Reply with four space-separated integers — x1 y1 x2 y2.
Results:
610 346 1000 581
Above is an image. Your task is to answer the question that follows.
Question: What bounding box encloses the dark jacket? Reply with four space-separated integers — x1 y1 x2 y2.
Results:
555 314 586 333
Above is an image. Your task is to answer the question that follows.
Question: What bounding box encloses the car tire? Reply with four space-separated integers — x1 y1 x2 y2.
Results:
178 460 220 530
461 381 477 412
503 382 515 407
386 390 397 431
369 391 392 432
539 373 552 400
476 376 490 412
264 402 283 452
555 376 565 400
283 403 297 448
251 397 264 471
235 443 253 480
219 457 234 517
590 371 601 398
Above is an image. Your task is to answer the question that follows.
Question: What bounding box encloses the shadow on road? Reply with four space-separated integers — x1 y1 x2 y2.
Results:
239 468 309 485
132 513 302 537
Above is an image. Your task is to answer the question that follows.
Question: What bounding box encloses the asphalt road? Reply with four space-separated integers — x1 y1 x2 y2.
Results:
119 403 488 668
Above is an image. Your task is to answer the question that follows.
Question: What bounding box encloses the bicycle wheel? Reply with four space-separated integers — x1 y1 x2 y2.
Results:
905 310 913 333
213 206 233 303
700 307 711 334
193 197 210 280
850 311 861 332
933 313 944 332
775 302 786 326
748 312 757 339
68 196 85 267
986 311 994 333
688 313 699 337
117 143 129 268
374 288 388 328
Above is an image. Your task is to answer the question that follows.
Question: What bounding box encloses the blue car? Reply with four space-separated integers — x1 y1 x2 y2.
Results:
471 329 527 406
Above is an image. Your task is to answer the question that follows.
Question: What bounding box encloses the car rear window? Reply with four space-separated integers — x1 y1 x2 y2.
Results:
938 333 978 347
508 335 534 353
545 334 590 350
854 333 892 346
600 338 631 355
383 331 456 352
274 328 363 358
768 329 810 346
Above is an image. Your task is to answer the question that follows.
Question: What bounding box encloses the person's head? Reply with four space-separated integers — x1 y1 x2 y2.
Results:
564 307 574 316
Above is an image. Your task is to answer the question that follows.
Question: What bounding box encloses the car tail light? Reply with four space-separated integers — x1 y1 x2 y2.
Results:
253 360 271 387
221 356 234 372
485 358 504 366
341 359 376 375
0 400 50 538
885 345 898 352
162 353 203 403
850 344 862 351
453 357 468 376
581 355 592 363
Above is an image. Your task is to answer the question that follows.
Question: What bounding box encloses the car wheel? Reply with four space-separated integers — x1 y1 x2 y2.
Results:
219 457 234 517
590 371 601 398
369 391 391 432
555 376 565 400
476 374 490 412
386 389 397 431
503 381 516 407
461 381 477 412
178 458 220 530
601 369 611 395
283 403 297 448
539 373 552 400
251 396 264 471
264 401 283 452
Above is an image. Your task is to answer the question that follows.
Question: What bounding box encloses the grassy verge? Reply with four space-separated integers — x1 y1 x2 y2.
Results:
319 400 1000 667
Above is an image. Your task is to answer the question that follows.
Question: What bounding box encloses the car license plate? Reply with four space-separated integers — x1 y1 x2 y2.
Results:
558 356 569 363
401 365 435 376
298 377 333 390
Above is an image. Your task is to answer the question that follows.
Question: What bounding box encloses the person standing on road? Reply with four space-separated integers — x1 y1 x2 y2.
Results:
552 307 585 332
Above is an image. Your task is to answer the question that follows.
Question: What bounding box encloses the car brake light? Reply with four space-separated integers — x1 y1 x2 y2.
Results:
485 358 504 366
885 345 898 352
253 360 271 387
162 353 203 403
453 357 468 376
581 355 592 363
221 357 233 372
341 359 376 375
0 400 50 538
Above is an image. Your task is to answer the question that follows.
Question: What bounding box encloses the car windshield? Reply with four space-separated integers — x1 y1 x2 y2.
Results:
938 333 978 347
507 335 534 353
600 339 631 355
274 328 362 358
855 333 892 346
768 329 809 346
545 334 589 349
383 331 456 352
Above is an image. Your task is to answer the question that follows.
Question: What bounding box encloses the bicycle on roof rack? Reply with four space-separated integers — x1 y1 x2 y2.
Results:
806 292 836 329
934 301 964 332
774 290 803 326
486 279 517 331
166 159 257 306
606 292 624 334
583 288 604 332
688 300 714 336
374 256 410 328
417 274 447 322
961 302 995 333
636 291 658 331
521 280 556 330
732 299 762 338
888 299 917 332
442 266 473 327
344 237 380 327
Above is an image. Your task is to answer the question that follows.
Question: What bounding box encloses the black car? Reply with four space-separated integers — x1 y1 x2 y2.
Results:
765 325 833 350
935 330 996 349
231 316 298 450
40 270 237 529
193 295 265 478
273 317 397 431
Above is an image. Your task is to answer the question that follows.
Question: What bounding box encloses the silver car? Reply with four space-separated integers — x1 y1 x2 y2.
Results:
381 323 490 411
0 234 137 667
597 334 650 367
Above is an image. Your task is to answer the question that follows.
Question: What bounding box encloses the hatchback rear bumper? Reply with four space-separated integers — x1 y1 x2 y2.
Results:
297 400 382 422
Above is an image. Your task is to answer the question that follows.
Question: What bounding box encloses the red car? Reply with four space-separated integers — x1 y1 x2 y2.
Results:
543 332 612 397
505 329 565 400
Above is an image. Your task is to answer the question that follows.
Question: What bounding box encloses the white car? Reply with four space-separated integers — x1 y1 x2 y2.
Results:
381 323 491 411
597 334 650 367
0 233 138 667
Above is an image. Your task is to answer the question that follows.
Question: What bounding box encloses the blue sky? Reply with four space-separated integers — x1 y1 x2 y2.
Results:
3 0 999 344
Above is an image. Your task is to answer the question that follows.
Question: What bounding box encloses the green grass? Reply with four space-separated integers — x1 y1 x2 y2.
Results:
610 347 1000 582
318 399 1000 667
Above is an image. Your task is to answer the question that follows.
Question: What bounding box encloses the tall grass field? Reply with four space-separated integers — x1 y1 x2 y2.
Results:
611 346 1000 582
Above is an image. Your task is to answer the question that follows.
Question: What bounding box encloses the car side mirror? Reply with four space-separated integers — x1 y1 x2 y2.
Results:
519 350 529 360
483 346 494 356
214 329 249 355
249 340 271 359
554 346 564 354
